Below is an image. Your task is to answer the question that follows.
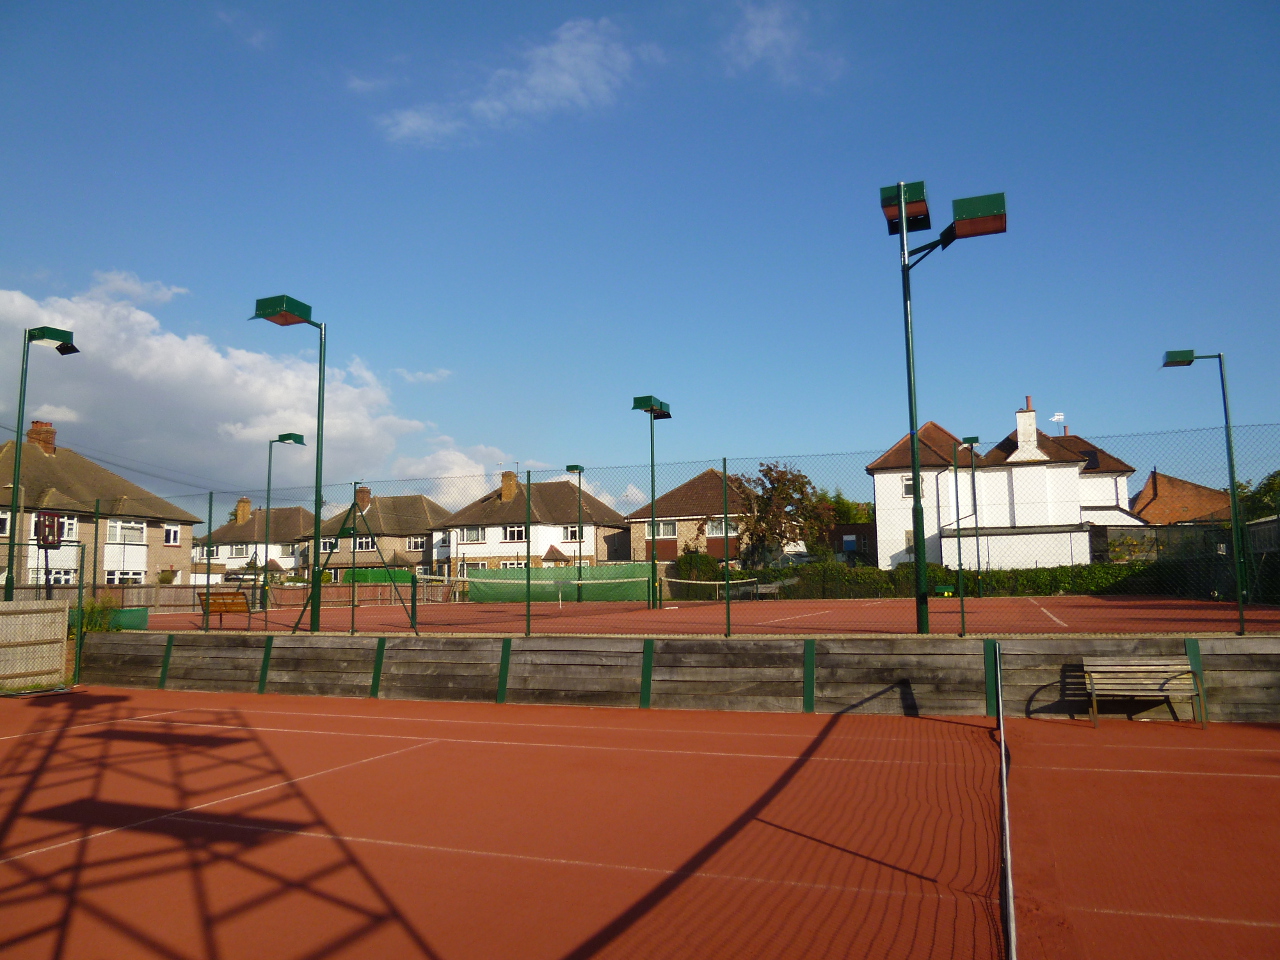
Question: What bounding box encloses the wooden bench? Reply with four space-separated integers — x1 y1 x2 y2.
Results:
1082 656 1207 728
755 577 799 598
200 591 251 628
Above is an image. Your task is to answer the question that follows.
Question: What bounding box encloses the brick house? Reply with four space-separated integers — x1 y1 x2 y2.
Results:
625 469 750 563
194 497 314 583
301 486 452 580
1 421 200 588
443 471 629 577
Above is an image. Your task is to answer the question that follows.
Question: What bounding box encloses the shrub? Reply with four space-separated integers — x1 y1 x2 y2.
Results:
80 595 119 633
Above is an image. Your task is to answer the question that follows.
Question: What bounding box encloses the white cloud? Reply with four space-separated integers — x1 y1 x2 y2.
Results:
394 367 452 384
390 442 510 509
31 404 80 423
0 281 423 490
721 1 843 86
87 270 188 304
347 74 395 94
381 18 653 147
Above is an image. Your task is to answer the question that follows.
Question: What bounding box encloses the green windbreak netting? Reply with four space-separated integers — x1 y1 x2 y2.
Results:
344 568 414 583
467 564 650 602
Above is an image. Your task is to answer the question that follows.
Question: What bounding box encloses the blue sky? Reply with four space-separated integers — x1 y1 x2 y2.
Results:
1 1 1276 494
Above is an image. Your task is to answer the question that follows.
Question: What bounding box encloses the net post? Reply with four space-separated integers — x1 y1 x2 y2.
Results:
73 542 85 685
257 635 274 693
158 634 174 689
525 471 532 638
723 457 731 638
496 637 512 704
803 638 815 713
640 637 654 708
983 638 999 716
369 637 386 698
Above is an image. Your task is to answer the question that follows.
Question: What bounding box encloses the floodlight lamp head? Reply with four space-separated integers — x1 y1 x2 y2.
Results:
962 436 980 445
879 181 930 235
276 433 306 445
1163 350 1196 368
28 326 77 353
950 193 1007 239
566 464 584 473
55 342 80 356
632 395 672 419
253 295 313 327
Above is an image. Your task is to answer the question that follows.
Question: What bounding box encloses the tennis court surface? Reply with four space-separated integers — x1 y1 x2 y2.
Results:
0 689 1276 959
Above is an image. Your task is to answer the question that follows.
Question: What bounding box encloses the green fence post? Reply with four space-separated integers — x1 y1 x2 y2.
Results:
640 638 655 708
496 637 512 704
983 638 998 717
73 542 86 685
1184 636 1207 723
158 635 175 690
257 636 274 694
803 638 815 713
369 636 387 698
410 575 418 631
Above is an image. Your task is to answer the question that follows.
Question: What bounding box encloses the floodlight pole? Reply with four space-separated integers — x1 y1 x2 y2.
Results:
649 412 658 609
311 324 326 633
898 182 930 633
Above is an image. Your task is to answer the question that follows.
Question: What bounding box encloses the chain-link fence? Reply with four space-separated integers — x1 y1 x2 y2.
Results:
11 423 1280 638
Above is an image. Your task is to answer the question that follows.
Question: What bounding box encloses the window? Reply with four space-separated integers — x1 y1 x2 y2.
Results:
503 524 526 542
107 520 146 544
164 524 181 545
459 561 488 577
354 536 375 552
562 526 583 542
29 569 76 585
281 543 296 557
500 560 527 569
198 545 219 559
406 536 428 551
320 537 337 552
644 521 677 539
459 526 484 543
901 477 916 498
0 511 7 537
33 515 78 541
106 570 145 585
230 544 249 558
707 519 739 537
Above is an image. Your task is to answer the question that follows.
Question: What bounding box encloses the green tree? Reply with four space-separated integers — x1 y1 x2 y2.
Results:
734 462 834 567
1238 470 1280 522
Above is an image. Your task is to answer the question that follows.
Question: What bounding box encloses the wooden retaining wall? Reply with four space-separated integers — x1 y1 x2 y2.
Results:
77 633 1280 722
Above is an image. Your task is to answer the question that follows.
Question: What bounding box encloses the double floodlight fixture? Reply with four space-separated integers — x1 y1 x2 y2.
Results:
631 396 671 419
880 182 1007 251
27 325 80 355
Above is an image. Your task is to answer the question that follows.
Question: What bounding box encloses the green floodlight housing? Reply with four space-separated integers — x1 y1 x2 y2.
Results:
962 436 980 444
880 181 931 234
941 193 1007 248
253 295 313 327
632 395 672 419
566 464 583 473
1163 350 1196 367
28 325 79 355
276 432 306 445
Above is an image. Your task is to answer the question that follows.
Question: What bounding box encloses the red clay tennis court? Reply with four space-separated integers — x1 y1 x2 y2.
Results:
149 594 1280 636
2 688 1277 959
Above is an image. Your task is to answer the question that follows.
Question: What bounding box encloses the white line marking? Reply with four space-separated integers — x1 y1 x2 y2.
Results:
755 611 834 625
123 718 984 767
0 709 187 742
1025 764 1280 780
163 815 997 905
0 739 437 866
1074 905 1280 929
1027 597 1068 627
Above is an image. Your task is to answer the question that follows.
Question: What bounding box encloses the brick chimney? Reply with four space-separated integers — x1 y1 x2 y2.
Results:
26 421 56 455
500 471 518 503
1007 396 1048 463
356 486 372 511
234 496 252 525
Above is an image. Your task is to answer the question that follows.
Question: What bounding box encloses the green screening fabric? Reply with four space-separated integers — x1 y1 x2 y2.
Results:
467 563 650 602
344 568 414 583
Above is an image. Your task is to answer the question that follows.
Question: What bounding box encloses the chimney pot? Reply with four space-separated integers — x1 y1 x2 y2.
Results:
1025 395 1033 411
356 486 372 511
500 471 518 502
234 496 252 526
26 421 56 455
1063 425 1070 435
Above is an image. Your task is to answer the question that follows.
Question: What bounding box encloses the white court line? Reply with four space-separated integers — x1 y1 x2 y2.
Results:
1073 904 1280 930
1059 742 1280 756
755 611 833 625
163 815 997 905
1024 764 1280 780
0 739 436 866
123 718 981 767
0 709 187 742
1026 597 1068 627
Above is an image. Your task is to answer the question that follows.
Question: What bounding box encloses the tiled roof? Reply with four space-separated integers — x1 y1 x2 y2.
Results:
864 422 978 473
1130 471 1231 524
866 424 1134 477
444 481 626 528
1052 435 1135 474
319 494 452 537
982 429 1088 467
0 439 201 523
200 506 315 546
624 469 751 521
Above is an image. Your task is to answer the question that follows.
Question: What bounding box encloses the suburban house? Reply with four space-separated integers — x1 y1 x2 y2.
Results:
1 421 201 587
302 486 451 580
193 497 314 584
866 399 1144 571
443 471 629 577
625 469 750 562
1129 470 1231 524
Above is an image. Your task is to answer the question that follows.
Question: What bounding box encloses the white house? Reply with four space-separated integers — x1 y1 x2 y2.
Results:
442 471 629 577
193 498 314 584
867 399 1144 571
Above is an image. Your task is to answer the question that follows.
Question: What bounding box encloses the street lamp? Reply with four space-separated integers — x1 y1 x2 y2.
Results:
252 296 325 632
262 432 305 612
1162 349 1246 635
632 396 671 609
881 181 1006 633
566 465 584 602
5 326 80 601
